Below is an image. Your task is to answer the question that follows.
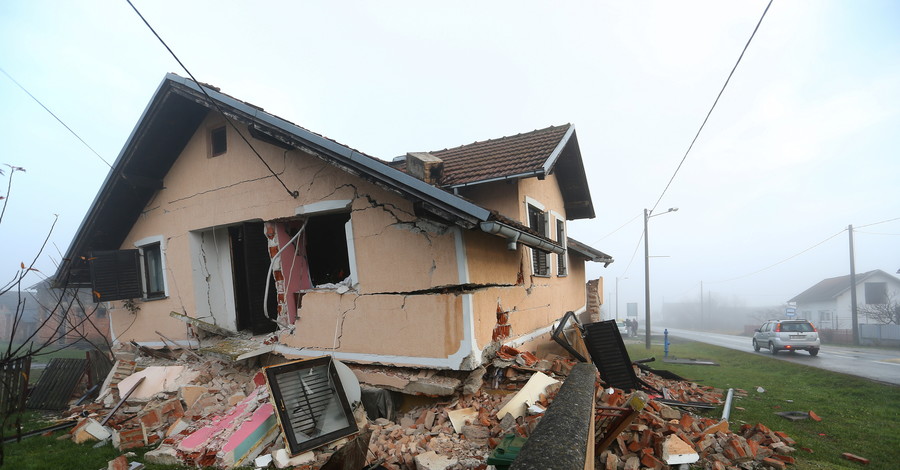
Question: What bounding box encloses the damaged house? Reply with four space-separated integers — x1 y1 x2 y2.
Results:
56 73 613 376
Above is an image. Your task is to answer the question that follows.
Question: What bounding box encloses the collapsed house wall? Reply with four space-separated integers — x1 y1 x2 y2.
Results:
102 111 592 371
107 114 469 363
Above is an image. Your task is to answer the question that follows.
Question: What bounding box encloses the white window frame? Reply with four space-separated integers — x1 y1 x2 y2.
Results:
295 200 359 287
524 197 550 277
134 235 168 300
550 210 567 277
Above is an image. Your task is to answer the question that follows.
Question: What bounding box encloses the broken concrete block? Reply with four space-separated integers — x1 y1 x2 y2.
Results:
414 450 457 470
74 418 112 444
143 446 181 466
662 434 699 465
227 392 247 407
447 408 477 434
180 385 208 408
461 366 485 396
272 448 315 468
254 453 273 468
118 366 201 401
108 455 128 470
460 424 489 445
496 371 558 421
165 418 190 437
112 427 145 451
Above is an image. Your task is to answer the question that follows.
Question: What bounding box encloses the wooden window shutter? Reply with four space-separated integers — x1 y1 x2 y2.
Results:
89 250 142 302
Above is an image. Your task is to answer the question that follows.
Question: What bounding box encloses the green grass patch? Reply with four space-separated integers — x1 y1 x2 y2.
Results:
627 340 899 470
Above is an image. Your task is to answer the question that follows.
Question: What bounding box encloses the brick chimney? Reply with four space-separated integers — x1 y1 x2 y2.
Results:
405 152 444 185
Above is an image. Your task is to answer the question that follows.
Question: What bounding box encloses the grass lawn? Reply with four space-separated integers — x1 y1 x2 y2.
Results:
1 412 196 469
626 340 899 470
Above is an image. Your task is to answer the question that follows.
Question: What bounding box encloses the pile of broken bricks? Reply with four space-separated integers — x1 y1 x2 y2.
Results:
58 341 802 470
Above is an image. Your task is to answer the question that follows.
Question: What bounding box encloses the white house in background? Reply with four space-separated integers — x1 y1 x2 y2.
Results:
789 269 900 329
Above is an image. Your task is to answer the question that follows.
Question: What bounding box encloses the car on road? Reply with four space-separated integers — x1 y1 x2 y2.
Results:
615 320 629 337
752 319 820 356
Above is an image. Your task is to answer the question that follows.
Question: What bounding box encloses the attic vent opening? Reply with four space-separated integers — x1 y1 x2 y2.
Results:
210 126 227 157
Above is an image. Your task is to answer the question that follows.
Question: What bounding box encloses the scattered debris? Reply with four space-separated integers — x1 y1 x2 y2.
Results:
45 327 805 470
661 357 720 366
808 410 822 421
842 452 870 465
776 411 811 421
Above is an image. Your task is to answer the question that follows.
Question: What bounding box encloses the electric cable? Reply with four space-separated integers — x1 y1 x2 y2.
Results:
855 216 900 229
619 230 646 278
589 213 641 244
125 0 298 199
649 0 774 214
0 66 112 169
708 227 846 284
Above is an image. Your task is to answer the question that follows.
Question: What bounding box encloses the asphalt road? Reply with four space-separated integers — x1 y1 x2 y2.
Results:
654 327 900 386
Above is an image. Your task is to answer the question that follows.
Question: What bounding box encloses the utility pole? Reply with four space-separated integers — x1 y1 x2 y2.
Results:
644 209 651 349
700 281 704 326
848 224 859 345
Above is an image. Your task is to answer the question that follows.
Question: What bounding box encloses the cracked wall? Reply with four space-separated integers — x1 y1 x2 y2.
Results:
107 112 591 369
109 113 470 362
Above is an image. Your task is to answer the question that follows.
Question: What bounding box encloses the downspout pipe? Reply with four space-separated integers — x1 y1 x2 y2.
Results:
479 221 564 254
721 388 735 421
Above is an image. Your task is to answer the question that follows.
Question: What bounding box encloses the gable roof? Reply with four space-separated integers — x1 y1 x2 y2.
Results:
394 125 595 220
789 269 899 303
57 74 610 285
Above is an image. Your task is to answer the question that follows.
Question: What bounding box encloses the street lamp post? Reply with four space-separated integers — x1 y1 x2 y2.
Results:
644 207 678 349
615 277 627 320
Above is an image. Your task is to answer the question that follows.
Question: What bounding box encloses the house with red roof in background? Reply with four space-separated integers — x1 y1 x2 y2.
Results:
56 74 613 382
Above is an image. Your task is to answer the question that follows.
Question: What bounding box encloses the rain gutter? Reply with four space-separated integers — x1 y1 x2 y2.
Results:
479 221 564 254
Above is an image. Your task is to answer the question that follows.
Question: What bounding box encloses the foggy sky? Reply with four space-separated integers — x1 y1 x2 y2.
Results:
1 1 898 314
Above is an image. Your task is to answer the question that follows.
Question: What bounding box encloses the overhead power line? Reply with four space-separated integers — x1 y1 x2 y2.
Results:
0 66 112 169
650 0 774 214
590 213 641 244
708 227 846 284
856 216 900 229
125 0 298 199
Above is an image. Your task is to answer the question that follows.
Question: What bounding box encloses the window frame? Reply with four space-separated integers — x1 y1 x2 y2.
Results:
551 210 567 277
210 125 227 157
135 235 168 301
864 282 887 305
525 197 550 277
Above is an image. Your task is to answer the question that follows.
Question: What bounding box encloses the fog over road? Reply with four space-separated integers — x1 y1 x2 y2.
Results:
655 327 900 387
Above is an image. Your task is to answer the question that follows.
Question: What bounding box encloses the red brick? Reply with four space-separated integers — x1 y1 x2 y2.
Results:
640 453 663 470
139 410 161 429
763 457 786 469
774 431 796 445
772 454 796 464
680 412 694 431
108 455 128 470
808 410 822 421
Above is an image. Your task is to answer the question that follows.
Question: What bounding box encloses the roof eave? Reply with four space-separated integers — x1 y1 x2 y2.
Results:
567 237 614 267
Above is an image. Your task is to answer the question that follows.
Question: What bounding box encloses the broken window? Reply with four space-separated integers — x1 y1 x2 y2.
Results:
528 204 549 276
864 282 887 304
265 356 357 455
305 213 352 286
556 218 567 277
210 126 227 157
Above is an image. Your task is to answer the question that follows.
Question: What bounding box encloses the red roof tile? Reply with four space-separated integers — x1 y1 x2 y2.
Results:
426 124 572 186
